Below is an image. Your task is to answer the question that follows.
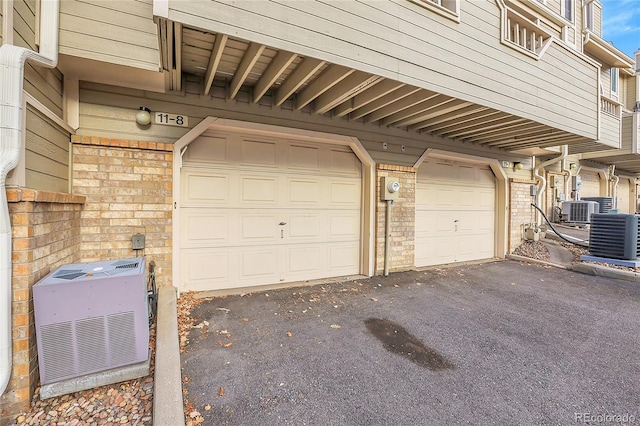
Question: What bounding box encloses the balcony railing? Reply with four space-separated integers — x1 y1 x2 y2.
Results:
600 96 621 117
503 9 552 58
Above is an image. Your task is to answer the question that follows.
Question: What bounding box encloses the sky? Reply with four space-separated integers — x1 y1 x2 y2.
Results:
600 0 640 59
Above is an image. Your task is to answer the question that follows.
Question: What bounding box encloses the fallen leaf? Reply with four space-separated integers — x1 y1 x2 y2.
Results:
371 297 378 302
223 342 233 348
242 318 249 322
189 411 201 418
393 284 399 288
330 324 341 329
286 331 292 337
217 340 223 346
218 387 225 397
204 404 211 411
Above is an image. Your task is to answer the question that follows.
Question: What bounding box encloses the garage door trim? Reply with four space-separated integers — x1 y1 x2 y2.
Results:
414 148 508 263
172 117 376 293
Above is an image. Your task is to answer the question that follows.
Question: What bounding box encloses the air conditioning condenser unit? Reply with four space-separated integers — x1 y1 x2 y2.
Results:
589 214 640 260
581 197 614 213
33 258 149 385
561 200 599 223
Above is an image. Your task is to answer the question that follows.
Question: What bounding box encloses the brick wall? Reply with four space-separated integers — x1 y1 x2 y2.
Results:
508 178 537 253
1 189 84 421
375 165 416 274
71 136 173 288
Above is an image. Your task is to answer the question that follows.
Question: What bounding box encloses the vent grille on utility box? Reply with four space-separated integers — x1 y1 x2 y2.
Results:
33 258 148 385
581 197 614 213
589 214 640 260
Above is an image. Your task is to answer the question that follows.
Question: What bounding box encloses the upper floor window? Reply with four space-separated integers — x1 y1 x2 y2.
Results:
585 1 594 31
610 68 619 99
563 0 573 21
412 0 460 22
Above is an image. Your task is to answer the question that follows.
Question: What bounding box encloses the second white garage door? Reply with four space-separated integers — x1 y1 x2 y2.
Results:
415 159 496 267
179 131 362 292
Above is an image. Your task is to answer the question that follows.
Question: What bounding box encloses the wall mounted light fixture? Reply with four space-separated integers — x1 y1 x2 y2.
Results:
513 162 524 171
135 107 152 126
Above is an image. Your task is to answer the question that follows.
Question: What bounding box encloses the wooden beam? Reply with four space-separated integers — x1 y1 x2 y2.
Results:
253 51 298 103
379 95 452 127
471 124 550 144
314 72 379 114
487 131 569 147
394 100 471 128
274 57 325 106
424 111 506 134
441 117 525 139
172 22 183 92
367 90 438 123
463 121 542 141
203 34 228 96
351 86 421 120
409 105 488 131
229 42 266 100
295 65 355 110
333 80 405 118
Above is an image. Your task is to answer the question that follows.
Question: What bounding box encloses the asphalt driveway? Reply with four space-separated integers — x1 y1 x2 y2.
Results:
181 260 640 425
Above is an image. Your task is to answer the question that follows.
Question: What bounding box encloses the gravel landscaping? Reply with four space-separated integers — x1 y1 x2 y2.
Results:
5 324 156 426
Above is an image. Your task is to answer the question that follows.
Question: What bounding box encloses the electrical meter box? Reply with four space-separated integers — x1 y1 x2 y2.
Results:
572 176 582 191
380 177 400 200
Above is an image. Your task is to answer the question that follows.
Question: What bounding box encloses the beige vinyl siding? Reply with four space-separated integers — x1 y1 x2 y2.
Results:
621 114 634 150
626 77 638 109
0 0 3 45
546 0 561 16
593 4 602 37
24 65 63 118
166 0 599 139
13 0 36 50
25 106 71 192
78 81 514 166
600 113 621 148
59 0 159 71
601 66 611 95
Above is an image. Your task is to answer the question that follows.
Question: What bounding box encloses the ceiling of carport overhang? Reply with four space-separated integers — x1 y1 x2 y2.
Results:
159 22 592 152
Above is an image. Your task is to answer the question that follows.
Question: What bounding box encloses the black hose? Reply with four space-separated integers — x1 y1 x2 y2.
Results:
530 203 589 248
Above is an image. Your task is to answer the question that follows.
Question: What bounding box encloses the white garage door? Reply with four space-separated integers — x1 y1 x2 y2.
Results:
415 159 495 267
179 131 362 291
580 171 601 198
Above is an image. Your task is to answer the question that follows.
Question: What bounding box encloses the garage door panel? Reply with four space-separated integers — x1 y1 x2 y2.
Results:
617 179 630 213
241 176 278 203
181 249 230 291
182 212 229 245
185 136 229 163
240 214 279 241
459 188 476 207
329 214 359 238
288 179 321 204
286 246 323 274
242 140 277 166
328 244 360 271
288 145 320 170
182 173 229 205
330 181 360 205
580 171 600 198
329 150 360 176
459 166 475 183
288 215 321 239
240 250 279 279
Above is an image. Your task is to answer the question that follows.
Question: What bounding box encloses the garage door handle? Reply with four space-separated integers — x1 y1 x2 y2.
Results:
454 220 459 222
279 222 287 226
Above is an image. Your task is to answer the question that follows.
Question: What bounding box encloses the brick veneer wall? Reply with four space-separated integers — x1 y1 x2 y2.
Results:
71 136 173 288
1 189 85 421
508 178 537 253
375 165 416 274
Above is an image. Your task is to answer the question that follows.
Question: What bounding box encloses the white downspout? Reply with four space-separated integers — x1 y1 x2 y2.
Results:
533 145 568 225
0 0 60 396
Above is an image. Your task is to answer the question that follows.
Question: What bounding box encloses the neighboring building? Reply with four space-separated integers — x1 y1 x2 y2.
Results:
0 0 637 419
